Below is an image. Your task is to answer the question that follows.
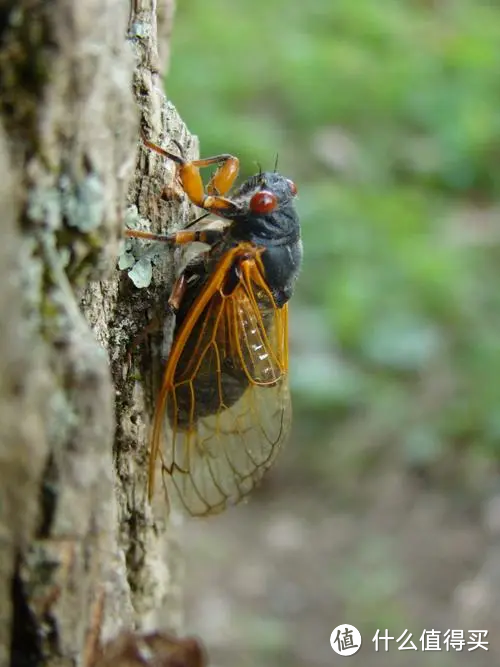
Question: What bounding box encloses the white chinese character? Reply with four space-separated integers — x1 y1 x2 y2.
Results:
468 631 488 651
396 630 417 650
372 629 394 652
420 629 441 651
443 629 465 651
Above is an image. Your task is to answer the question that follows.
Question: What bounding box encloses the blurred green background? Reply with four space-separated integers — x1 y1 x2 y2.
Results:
166 1 500 666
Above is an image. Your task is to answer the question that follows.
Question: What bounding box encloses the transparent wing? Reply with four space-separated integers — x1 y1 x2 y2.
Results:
149 249 291 517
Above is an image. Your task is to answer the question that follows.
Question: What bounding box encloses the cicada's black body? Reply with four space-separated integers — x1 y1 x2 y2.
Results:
169 171 302 427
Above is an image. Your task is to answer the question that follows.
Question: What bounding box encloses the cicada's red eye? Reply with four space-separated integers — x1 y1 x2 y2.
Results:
249 190 278 214
287 179 298 196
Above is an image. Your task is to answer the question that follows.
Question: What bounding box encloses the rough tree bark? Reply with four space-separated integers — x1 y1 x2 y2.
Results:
0 1 194 665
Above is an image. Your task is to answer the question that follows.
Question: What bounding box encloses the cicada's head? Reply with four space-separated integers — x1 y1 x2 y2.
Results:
226 172 299 246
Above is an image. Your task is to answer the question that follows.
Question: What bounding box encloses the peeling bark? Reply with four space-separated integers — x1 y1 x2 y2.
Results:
0 1 193 664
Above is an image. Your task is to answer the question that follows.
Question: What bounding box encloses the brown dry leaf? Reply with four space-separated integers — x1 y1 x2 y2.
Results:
91 631 207 667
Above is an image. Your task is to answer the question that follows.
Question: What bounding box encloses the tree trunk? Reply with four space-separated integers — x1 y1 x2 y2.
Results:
0 1 193 664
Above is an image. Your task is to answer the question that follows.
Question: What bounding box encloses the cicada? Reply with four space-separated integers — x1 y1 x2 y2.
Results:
126 136 302 517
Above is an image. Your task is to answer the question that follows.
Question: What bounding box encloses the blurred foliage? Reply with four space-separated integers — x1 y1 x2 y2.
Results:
167 0 500 486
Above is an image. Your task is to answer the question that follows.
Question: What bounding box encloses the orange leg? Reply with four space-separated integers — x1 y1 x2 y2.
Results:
142 137 240 215
125 228 224 247
192 155 239 196
168 273 187 312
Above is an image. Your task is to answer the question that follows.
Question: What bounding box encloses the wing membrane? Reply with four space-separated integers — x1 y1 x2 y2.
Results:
149 247 291 516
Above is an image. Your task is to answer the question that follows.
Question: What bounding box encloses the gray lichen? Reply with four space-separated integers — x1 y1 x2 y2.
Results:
60 172 105 233
27 173 106 235
27 185 61 230
128 257 154 289
119 205 168 289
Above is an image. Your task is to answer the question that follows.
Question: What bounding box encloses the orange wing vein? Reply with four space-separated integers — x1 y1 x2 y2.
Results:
149 245 291 516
